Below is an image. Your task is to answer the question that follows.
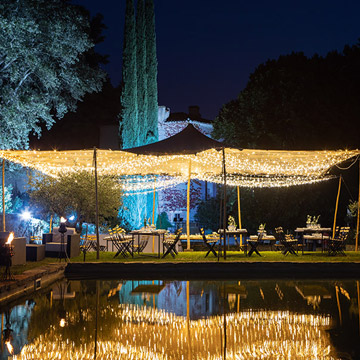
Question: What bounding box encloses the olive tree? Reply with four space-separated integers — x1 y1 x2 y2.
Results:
29 171 122 233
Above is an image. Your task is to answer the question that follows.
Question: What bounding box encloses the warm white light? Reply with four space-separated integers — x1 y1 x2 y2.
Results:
68 215 75 221
60 217 66 224
20 210 32 221
59 318 66 328
5 232 14 245
5 340 13 354
17 306 333 360
0 148 358 188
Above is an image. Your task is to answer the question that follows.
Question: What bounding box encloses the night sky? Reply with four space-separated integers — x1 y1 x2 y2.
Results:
72 0 360 120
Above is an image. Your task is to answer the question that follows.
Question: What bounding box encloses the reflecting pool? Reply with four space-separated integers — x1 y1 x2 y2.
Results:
1 279 360 359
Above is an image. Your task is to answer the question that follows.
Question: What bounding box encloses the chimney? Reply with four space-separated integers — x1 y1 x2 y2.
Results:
188 105 201 120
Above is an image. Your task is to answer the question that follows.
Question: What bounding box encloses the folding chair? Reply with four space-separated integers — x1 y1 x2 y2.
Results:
113 233 134 258
328 226 349 256
162 228 182 258
275 227 297 256
247 231 263 257
199 228 219 257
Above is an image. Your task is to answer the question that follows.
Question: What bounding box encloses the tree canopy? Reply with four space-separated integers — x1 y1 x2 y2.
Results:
212 42 360 150
120 0 158 149
0 0 106 149
29 171 122 233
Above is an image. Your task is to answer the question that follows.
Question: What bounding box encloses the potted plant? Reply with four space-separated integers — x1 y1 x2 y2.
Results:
228 216 237 231
306 215 320 228
258 223 266 234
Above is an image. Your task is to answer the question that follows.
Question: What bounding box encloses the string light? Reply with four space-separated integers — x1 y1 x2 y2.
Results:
14 305 334 359
0 148 358 188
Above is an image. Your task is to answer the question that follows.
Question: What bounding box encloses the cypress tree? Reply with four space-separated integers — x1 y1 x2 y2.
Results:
120 0 138 148
145 0 158 144
136 0 148 145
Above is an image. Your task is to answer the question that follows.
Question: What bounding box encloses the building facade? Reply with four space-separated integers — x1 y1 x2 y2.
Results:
157 105 216 229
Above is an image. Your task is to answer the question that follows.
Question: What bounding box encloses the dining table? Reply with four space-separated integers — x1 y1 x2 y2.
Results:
129 229 167 258
295 227 332 254
249 235 276 251
218 229 248 252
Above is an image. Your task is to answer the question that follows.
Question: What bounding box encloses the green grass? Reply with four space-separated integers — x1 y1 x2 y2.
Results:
7 250 360 277
71 250 360 263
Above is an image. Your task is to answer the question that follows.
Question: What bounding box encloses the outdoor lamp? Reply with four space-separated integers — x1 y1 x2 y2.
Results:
20 209 32 221
59 217 67 234
58 217 68 262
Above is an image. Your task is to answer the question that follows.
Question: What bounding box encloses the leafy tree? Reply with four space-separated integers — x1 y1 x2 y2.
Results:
145 0 158 144
120 0 138 149
213 44 360 150
29 171 122 233
212 45 360 232
195 197 221 231
0 184 18 213
0 0 105 150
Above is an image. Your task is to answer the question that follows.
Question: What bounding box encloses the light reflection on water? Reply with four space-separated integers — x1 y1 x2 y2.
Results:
0 279 359 359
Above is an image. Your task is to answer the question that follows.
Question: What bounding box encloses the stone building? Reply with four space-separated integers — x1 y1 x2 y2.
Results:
157 105 216 229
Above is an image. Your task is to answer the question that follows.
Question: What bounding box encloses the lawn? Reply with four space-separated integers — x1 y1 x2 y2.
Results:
8 250 360 276
71 250 360 263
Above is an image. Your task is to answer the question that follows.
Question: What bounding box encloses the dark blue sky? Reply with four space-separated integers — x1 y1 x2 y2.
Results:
73 0 360 120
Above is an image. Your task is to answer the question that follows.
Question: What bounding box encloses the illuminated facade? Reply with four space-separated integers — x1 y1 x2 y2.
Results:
157 106 216 227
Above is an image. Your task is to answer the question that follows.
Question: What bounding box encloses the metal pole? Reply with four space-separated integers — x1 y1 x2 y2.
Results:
93 147 100 259
332 176 342 239
222 148 227 260
2 159 5 231
186 160 191 251
356 161 360 251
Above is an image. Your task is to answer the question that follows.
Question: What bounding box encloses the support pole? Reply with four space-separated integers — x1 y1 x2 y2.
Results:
237 186 242 246
356 161 360 251
186 160 191 251
222 148 227 260
49 214 53 234
93 147 100 260
332 176 342 238
2 159 5 231
152 177 156 225
152 177 156 252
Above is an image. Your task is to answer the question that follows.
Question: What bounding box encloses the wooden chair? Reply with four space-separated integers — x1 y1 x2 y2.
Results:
111 233 134 258
199 228 219 257
275 227 297 256
328 226 350 256
80 234 106 252
247 231 263 257
163 228 182 258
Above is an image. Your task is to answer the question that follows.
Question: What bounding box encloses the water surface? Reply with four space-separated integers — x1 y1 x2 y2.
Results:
1 279 359 359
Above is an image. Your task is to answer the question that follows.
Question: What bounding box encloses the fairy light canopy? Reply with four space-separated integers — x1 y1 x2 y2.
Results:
0 124 359 188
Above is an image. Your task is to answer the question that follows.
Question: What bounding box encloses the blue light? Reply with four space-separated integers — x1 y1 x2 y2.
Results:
20 210 32 221
69 215 75 221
